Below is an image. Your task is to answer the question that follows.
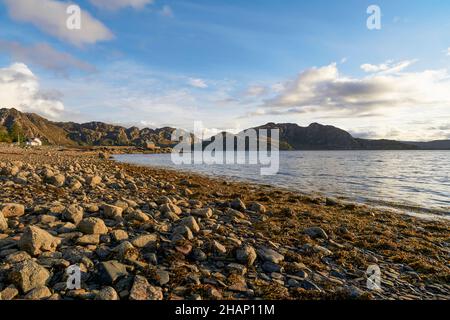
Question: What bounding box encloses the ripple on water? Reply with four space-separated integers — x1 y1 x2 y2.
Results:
114 150 450 220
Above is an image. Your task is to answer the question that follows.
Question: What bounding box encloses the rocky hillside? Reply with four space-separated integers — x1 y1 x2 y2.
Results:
0 108 175 147
0 108 75 145
254 123 418 150
1 108 448 150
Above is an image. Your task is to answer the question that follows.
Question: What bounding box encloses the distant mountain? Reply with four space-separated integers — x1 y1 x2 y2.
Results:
0 108 176 147
0 108 76 145
0 108 449 150
253 122 419 150
402 140 450 150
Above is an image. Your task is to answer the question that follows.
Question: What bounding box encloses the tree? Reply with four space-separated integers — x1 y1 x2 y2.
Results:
0 127 11 143
9 123 24 143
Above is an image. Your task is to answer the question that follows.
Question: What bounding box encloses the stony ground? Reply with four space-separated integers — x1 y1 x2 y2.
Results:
0 145 449 300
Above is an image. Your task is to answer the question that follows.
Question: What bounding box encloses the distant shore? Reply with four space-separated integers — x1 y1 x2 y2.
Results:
0 145 449 300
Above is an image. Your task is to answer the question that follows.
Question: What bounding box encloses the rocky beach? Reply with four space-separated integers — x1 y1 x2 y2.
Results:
0 145 449 300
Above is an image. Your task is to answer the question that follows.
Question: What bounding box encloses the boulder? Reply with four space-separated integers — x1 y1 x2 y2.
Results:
78 217 108 235
179 216 200 233
1 203 25 218
9 260 50 293
97 260 129 285
129 275 163 300
257 247 284 264
103 204 123 220
230 198 246 211
48 174 65 187
235 245 257 266
87 175 102 187
95 286 119 300
18 226 61 256
131 234 158 248
63 205 84 225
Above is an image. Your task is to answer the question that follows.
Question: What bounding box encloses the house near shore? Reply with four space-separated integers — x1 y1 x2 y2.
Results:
26 137 43 147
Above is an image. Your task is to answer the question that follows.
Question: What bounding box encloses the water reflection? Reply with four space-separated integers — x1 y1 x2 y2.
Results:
114 151 450 217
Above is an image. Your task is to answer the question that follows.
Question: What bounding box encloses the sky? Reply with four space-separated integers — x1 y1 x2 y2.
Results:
0 0 450 141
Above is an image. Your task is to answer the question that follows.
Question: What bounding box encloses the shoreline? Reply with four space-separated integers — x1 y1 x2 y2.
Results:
0 145 449 300
112 153 450 222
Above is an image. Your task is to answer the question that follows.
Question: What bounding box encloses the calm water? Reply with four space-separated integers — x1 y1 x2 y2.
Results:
114 151 450 219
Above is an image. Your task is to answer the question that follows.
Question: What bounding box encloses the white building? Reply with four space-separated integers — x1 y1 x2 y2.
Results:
26 138 43 146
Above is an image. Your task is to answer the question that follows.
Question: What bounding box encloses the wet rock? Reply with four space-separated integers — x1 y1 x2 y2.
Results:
9 260 50 293
78 217 108 235
98 260 129 285
304 227 328 240
95 286 119 300
18 226 61 256
1 203 25 218
235 245 257 266
129 275 163 300
63 204 84 225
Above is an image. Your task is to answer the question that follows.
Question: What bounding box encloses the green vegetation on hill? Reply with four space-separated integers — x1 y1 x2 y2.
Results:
0 123 25 143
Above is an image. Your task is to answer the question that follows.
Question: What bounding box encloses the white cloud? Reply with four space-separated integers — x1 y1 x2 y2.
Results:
245 85 267 97
360 60 417 74
188 78 208 88
159 5 174 18
266 61 450 116
4 0 114 46
89 0 153 11
0 63 65 118
0 41 95 75
447 48 450 56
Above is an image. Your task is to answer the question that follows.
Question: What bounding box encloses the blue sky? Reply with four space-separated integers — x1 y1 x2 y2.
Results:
1 0 450 140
